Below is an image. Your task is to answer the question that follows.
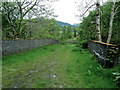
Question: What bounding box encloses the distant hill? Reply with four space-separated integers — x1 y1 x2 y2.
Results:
73 23 80 27
56 21 80 27
31 18 79 27
56 21 74 27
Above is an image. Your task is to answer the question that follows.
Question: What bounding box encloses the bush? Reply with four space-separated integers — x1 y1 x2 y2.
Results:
76 37 88 49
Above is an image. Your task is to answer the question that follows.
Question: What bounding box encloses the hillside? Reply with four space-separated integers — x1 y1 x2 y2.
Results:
29 18 77 27
56 21 74 27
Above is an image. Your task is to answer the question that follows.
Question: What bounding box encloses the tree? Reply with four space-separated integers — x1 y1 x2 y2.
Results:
73 27 77 37
77 1 120 45
76 0 106 41
25 18 60 40
1 0 56 39
66 26 72 39
106 0 120 43
96 0 102 41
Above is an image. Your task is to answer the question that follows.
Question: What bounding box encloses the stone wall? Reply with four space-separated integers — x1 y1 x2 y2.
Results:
2 39 58 56
88 40 120 68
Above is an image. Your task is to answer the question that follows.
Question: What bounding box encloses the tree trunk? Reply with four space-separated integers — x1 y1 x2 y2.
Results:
106 1 116 44
96 0 102 42
74 30 77 37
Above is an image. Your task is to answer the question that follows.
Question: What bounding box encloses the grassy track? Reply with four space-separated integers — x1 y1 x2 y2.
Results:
2 44 118 88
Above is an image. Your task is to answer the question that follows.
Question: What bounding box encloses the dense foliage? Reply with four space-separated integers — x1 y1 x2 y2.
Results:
76 1 120 86
2 16 74 40
24 18 60 40
1 2 74 41
76 1 120 45
1 1 55 40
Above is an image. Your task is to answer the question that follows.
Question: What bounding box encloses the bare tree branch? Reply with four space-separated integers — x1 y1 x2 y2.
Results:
23 0 38 17
81 4 96 17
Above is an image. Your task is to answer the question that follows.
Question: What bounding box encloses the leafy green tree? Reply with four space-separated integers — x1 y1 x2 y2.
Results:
25 18 60 40
66 26 72 39
106 1 120 43
60 26 72 41
1 1 56 39
101 1 120 44
77 1 120 45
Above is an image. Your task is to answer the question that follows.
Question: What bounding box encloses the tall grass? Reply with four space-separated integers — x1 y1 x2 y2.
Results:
73 46 120 88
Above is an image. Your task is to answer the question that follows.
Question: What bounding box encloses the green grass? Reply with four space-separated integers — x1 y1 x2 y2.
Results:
2 44 119 88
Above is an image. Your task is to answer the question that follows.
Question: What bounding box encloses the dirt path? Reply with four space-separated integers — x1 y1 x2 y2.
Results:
3 44 84 88
3 44 117 88
30 44 82 88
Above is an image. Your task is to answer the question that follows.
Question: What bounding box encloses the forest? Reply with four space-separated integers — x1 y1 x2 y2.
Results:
1 0 120 88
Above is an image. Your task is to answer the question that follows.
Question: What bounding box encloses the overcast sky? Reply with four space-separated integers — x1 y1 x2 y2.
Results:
51 0 109 25
6 0 110 25
51 0 80 25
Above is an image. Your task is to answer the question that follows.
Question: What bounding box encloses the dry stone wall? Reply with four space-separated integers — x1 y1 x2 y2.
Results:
2 39 58 56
